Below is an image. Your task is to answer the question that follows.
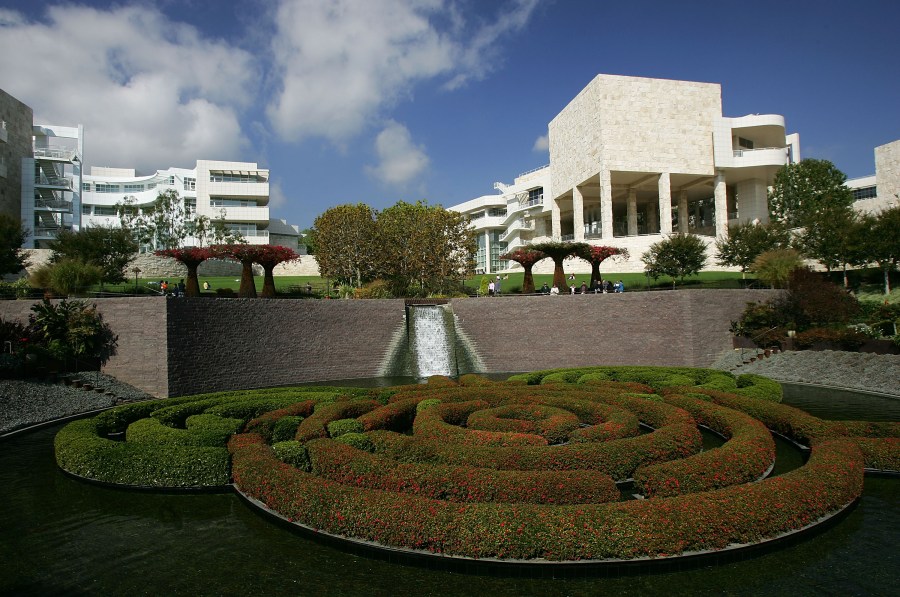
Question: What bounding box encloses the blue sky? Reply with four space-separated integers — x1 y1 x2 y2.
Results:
1 0 898 229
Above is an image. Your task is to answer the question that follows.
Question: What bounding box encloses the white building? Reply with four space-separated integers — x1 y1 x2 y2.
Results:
81 160 300 250
452 74 801 274
21 123 84 248
846 140 900 214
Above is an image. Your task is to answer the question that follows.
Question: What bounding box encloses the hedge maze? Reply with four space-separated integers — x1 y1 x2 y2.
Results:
55 367 899 563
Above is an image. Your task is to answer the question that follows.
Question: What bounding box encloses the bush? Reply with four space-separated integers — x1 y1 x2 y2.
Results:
353 280 393 299
332 432 375 452
271 416 304 443
794 327 869 350
272 441 311 471
327 418 364 438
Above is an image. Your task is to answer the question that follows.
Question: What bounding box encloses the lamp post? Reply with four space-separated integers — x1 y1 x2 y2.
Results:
132 267 141 295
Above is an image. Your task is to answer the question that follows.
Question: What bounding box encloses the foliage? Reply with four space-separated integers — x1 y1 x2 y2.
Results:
154 247 218 297
31 259 103 297
572 244 629 289
529 241 587 290
29 298 117 365
0 213 28 276
642 233 707 286
217 244 261 298
299 227 317 255
243 245 299 298
48 227 137 285
793 203 863 281
768 159 854 228
313 203 378 288
272 441 311 470
857 206 900 294
780 268 859 328
715 222 790 274
375 200 476 297
793 327 869 350
751 248 803 289
0 277 34 299
353 279 394 299
327 418 365 438
499 247 546 293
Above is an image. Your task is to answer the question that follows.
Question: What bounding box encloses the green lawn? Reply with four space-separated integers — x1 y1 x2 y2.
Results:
464 271 752 293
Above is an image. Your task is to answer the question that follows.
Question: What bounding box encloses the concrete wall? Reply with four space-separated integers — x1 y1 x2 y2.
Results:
875 140 900 207
1 290 776 397
0 89 33 221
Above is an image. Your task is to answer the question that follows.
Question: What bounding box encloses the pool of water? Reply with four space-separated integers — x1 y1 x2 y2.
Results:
0 385 897 596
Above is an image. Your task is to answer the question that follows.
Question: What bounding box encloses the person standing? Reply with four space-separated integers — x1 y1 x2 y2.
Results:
495 275 502 296
488 279 495 297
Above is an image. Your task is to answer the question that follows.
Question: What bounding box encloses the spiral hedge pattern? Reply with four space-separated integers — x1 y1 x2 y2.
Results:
54 367 900 562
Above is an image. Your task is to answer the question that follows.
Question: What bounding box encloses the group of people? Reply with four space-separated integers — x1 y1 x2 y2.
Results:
487 274 509 297
539 278 624 295
158 279 186 297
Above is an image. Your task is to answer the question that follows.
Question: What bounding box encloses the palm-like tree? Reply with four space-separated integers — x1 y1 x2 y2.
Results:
499 247 546 293
530 241 589 290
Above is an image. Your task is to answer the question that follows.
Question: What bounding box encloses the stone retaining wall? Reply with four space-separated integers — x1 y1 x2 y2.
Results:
0 290 777 397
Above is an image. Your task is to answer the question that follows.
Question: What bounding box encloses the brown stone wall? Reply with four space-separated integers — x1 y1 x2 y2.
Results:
450 289 776 373
165 298 405 397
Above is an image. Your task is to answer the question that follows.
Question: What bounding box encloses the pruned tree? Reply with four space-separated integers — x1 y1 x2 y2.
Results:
154 247 218 297
219 244 261 298
715 221 791 278
768 159 854 228
572 245 629 290
0 214 28 276
499 247 546 293
530 241 588 290
642 234 707 287
252 245 300 298
314 203 377 288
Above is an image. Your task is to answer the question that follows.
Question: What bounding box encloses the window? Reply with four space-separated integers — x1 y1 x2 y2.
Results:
147 182 157 190
488 208 507 217
738 137 754 150
184 198 196 215
183 177 196 191
82 182 92 192
210 197 258 208
528 187 543 204
95 183 120 193
94 206 118 216
209 172 263 183
124 184 144 193
82 205 91 215
226 223 259 236
851 186 877 201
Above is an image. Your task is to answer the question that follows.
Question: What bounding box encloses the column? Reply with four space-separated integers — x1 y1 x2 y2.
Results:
714 170 728 239
573 186 585 241
647 200 659 233
658 172 672 234
626 188 638 236
678 190 689 233
600 168 613 239
484 231 491 274
551 195 561 240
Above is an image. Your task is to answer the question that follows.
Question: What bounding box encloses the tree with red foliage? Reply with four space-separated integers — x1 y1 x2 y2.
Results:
154 247 218 297
573 245 629 290
499 247 546 294
530 241 588 290
219 244 262 298
253 245 300 298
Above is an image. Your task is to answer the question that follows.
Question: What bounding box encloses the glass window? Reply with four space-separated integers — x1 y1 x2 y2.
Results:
851 186 877 201
124 184 144 193
94 205 118 216
527 187 543 204
82 182 92 192
95 183 120 193
183 177 196 191
738 137 754 149
210 197 257 207
209 172 263 183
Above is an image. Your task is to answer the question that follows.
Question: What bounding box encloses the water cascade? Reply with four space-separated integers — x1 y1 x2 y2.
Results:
408 305 456 377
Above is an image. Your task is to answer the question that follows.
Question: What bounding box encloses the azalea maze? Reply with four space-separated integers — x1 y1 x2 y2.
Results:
54 367 900 565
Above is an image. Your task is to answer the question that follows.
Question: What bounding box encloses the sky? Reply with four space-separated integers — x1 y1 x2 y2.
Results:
1 0 898 229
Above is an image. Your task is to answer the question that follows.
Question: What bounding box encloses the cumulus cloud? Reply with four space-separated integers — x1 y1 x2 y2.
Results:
532 134 549 152
269 181 288 209
266 0 541 143
0 5 257 172
367 120 429 186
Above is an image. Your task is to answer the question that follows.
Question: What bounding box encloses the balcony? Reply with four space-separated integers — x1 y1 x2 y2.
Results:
730 146 789 167
33 146 78 162
35 175 73 190
207 181 269 198
33 226 71 239
500 219 534 243
34 198 73 211
216 205 270 222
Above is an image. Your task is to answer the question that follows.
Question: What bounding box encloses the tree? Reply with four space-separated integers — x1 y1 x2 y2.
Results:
31 259 103 296
499 247 545 293
252 245 300 298
300 227 317 255
572 245 629 290
119 189 243 250
48 226 137 285
715 222 790 278
858 206 900 294
751 248 803 289
154 247 218 297
0 214 28 276
219 244 261 298
768 159 854 228
793 204 864 287
314 204 378 288
641 234 707 287
374 200 476 296
530 241 587 290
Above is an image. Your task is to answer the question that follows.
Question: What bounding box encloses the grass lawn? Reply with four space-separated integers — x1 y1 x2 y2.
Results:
464 271 752 294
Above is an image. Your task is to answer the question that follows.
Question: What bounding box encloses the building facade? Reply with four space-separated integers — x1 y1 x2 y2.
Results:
81 160 300 250
846 140 900 214
0 90 34 222
452 74 801 274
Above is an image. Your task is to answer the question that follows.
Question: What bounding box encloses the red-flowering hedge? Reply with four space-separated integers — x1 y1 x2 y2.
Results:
304 438 619 504
295 400 381 442
229 433 864 560
245 401 315 442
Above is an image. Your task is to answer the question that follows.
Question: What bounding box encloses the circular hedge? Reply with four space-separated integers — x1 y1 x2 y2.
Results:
55 367 900 563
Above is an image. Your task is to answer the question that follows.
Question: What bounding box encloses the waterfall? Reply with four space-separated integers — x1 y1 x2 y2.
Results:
409 305 455 377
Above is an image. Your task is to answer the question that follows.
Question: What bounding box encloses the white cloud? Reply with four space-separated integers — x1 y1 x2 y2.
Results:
367 120 429 186
266 0 541 142
532 134 549 152
269 181 288 209
0 5 257 172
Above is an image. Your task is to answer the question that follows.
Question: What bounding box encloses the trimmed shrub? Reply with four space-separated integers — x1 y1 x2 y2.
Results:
333 433 375 452
271 416 304 443
272 440 311 471
328 418 365 438
416 398 441 413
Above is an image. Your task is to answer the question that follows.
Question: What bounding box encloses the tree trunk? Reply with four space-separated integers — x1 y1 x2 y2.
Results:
842 264 849 289
552 258 566 290
261 265 277 298
522 264 535 294
589 263 601 290
185 263 202 297
238 260 257 298
885 266 891 295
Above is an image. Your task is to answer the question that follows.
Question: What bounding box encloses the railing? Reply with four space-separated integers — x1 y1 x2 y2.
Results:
34 199 73 210
33 146 78 161
33 226 67 238
732 146 787 157
518 164 549 178
561 234 574 241
35 175 72 189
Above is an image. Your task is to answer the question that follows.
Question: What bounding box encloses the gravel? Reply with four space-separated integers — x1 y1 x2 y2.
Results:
0 373 156 436
712 349 900 397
